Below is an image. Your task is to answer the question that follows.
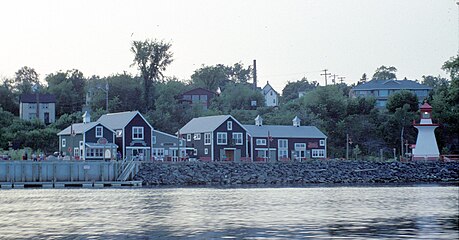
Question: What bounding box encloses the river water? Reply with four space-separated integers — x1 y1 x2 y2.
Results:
0 185 457 239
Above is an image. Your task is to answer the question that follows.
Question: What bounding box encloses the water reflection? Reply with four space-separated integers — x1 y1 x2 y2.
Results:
0 186 457 239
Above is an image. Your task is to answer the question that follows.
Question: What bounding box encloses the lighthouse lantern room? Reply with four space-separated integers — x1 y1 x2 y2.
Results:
412 102 440 160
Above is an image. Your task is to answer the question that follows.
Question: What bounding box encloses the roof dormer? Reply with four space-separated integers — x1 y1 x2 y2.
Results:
255 115 263 126
292 116 301 127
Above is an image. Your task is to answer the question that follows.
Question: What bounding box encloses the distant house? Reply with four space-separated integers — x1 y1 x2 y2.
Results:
349 79 432 108
19 93 56 124
57 112 117 160
178 87 217 110
97 111 154 160
152 129 186 161
261 82 279 107
244 115 327 161
179 115 249 161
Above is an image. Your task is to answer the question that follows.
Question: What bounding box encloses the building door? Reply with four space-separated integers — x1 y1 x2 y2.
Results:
44 112 50 124
225 150 234 161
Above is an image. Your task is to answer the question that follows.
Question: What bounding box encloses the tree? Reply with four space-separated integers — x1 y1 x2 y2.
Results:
372 65 397 80
211 83 265 112
131 39 173 110
191 65 227 92
0 78 18 114
359 73 368 84
386 90 419 113
46 69 86 116
281 77 318 102
13 66 40 94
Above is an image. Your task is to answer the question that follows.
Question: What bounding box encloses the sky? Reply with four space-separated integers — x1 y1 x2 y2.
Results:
0 0 457 92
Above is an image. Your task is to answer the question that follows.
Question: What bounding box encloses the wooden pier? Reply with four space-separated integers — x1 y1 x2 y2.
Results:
0 160 142 189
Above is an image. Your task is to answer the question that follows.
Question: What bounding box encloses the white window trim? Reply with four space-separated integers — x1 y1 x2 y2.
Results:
295 143 306 149
256 139 266 145
227 121 232 130
319 139 325 147
187 134 191 142
95 126 103 138
217 132 227 145
312 149 325 158
62 139 66 147
232 132 243 145
194 133 201 140
132 127 144 140
204 133 211 145
152 136 157 144
204 148 208 155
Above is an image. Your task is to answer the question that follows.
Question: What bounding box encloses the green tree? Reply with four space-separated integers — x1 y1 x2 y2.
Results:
211 83 265 112
13 66 40 94
281 77 318 102
191 65 227 92
386 90 419 113
131 39 173 110
46 69 86 116
372 65 397 80
0 78 18 115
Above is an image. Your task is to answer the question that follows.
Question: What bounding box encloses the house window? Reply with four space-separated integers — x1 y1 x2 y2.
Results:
79 141 84 148
204 148 208 155
62 139 66 147
295 143 306 149
279 150 288 159
273 99 276 104
152 148 165 157
152 136 157 144
29 113 36 120
256 139 266 145
312 149 325 158
232 132 243 145
194 133 201 140
74 148 79 157
204 133 211 145
187 134 191 141
116 130 123 138
132 127 144 140
227 121 232 130
95 126 103 138
278 139 288 148
42 103 49 109
320 140 325 146
193 149 198 156
217 132 227 145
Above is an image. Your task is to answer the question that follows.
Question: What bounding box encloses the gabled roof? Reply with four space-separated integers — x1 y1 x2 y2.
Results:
57 122 114 136
261 82 279 95
180 87 217 96
352 79 432 91
20 94 56 103
97 111 153 130
243 124 327 139
179 115 247 134
153 129 185 141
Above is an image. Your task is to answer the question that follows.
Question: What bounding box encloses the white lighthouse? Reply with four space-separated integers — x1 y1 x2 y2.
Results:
412 102 440 160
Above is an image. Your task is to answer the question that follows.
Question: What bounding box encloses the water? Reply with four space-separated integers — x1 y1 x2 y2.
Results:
0 185 457 239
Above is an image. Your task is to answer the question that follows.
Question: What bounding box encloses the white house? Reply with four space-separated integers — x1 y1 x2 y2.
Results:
261 82 279 107
19 93 56 124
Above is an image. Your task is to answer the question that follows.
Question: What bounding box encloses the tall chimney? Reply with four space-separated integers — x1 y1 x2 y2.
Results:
253 59 257 90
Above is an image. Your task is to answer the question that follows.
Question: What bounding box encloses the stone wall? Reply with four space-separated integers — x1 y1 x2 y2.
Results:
135 160 459 186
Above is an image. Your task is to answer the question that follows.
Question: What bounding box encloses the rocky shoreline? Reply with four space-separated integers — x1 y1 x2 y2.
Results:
134 160 459 186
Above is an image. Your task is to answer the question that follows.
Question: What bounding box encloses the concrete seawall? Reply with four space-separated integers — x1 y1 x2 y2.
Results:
135 160 459 186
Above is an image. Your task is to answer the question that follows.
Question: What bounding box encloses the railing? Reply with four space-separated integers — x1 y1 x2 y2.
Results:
117 157 138 181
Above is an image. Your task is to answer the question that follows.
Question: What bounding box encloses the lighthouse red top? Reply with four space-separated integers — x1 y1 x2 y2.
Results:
420 101 432 119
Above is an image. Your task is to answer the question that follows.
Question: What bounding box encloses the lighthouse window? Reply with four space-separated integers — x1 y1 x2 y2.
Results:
422 112 430 118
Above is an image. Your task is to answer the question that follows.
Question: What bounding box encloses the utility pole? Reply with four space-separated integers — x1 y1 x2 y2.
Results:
331 74 338 85
253 59 257 90
400 127 404 161
346 134 349 160
321 69 331 86
338 76 346 84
